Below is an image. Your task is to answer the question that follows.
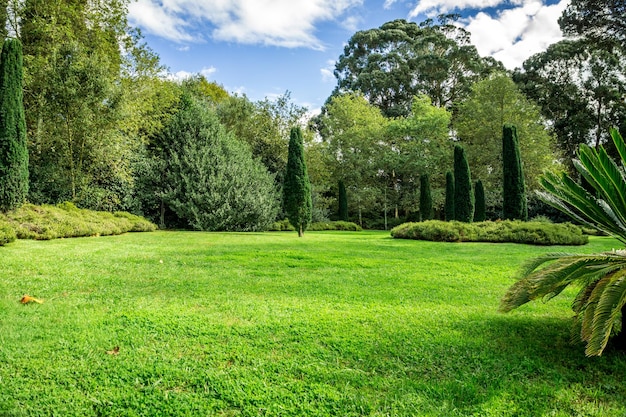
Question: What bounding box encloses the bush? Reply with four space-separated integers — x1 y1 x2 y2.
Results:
270 219 362 232
391 220 588 245
2 203 156 240
0 219 16 246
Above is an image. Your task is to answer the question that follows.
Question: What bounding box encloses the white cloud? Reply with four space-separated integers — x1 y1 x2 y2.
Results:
464 0 569 69
128 0 363 49
200 66 218 78
320 60 336 83
164 66 218 82
408 0 508 18
383 0 397 9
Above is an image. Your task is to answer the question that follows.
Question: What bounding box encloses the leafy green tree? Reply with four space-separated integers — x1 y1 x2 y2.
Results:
559 0 626 51
158 95 279 231
333 17 500 117
338 180 348 221
453 145 473 222
419 174 433 221
474 180 486 222
284 126 312 237
501 128 626 356
455 73 556 206
514 41 626 173
502 125 527 221
0 38 28 212
445 171 454 221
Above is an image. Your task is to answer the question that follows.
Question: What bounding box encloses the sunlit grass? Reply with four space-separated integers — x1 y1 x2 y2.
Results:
1 231 625 416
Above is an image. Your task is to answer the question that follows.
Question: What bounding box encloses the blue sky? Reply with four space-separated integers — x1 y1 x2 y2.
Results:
128 0 568 112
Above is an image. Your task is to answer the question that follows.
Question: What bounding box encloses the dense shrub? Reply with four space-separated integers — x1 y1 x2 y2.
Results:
1 203 156 240
0 218 16 245
269 220 362 232
391 220 588 245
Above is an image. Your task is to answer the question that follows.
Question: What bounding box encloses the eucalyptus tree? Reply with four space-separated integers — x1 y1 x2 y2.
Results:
333 16 500 117
559 0 626 52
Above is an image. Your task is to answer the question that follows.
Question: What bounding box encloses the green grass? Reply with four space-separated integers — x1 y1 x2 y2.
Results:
1 231 625 416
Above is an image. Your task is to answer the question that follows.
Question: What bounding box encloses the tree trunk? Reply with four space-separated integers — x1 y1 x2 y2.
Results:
298 225 303 237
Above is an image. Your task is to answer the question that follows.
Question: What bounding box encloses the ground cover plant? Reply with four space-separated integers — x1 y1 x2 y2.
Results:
1 231 625 416
391 220 588 245
0 202 156 242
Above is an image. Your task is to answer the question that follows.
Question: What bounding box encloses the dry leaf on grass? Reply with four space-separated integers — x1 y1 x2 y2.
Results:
20 295 43 304
106 346 120 355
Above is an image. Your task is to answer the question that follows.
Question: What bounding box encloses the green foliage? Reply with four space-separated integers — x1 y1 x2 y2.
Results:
559 0 626 51
333 17 500 116
391 220 587 245
307 221 362 231
419 174 433 221
454 73 556 202
502 129 626 355
338 180 348 221
0 38 28 212
453 145 474 222
0 218 16 245
502 125 528 221
0 202 156 240
445 171 455 221
284 126 312 236
474 180 486 222
159 95 279 232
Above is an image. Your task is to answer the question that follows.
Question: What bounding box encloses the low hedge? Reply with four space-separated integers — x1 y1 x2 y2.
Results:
1 202 157 241
269 220 362 232
391 220 588 245
0 219 16 246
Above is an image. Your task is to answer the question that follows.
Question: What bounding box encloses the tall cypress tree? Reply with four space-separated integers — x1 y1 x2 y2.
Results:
419 173 433 221
445 171 455 221
0 38 28 212
474 179 486 222
284 126 312 237
338 180 348 221
502 124 527 220
453 145 474 222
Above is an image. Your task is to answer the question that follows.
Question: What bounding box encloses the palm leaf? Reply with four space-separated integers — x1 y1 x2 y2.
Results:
585 271 626 356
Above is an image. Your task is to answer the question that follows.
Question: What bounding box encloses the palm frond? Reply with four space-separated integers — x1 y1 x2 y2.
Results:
585 271 626 356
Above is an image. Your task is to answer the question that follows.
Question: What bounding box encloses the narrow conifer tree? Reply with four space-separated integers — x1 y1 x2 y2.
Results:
0 38 28 212
338 180 348 221
502 124 527 220
419 173 433 221
284 126 312 237
474 179 486 222
453 145 474 222
445 171 455 221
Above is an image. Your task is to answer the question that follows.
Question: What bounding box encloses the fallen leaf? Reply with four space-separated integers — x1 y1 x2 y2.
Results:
106 346 120 355
20 295 43 304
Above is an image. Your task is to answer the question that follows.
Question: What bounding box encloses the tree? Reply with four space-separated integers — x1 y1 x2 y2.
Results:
0 38 28 212
338 180 348 221
333 17 500 117
445 171 454 221
502 125 527 221
419 174 433 221
157 95 279 231
514 41 626 173
559 0 626 52
501 128 626 356
284 126 312 237
455 73 556 206
453 145 473 222
474 180 486 222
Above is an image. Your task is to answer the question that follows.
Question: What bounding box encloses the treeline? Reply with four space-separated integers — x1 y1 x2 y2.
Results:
0 0 624 230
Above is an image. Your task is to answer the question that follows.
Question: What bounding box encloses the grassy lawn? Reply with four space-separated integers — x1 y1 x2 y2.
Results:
1 231 625 416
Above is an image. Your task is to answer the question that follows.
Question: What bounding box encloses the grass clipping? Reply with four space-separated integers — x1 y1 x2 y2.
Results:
391 220 588 245
0 202 156 242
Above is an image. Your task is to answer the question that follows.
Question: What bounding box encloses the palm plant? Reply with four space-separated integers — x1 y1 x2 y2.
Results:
500 128 626 356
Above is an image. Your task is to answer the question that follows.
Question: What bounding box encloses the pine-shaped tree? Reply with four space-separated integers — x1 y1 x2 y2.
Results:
419 173 433 221
338 180 348 221
445 171 454 221
454 145 474 222
474 179 486 222
502 124 527 220
284 126 312 237
0 38 28 212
